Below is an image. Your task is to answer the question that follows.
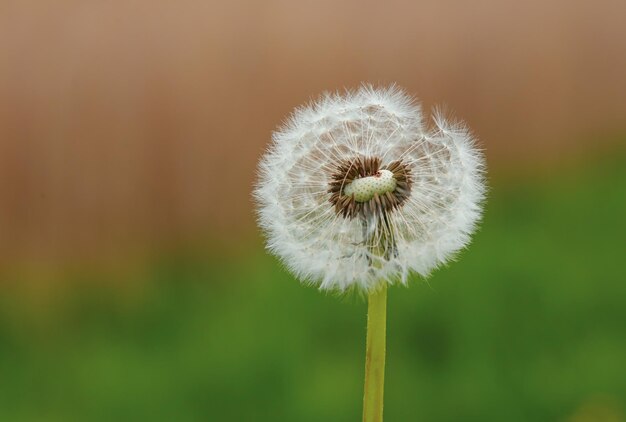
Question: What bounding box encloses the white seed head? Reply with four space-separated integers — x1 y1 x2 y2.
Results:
254 84 486 293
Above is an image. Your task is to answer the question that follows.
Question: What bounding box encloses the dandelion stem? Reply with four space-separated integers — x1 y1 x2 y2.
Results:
362 284 387 422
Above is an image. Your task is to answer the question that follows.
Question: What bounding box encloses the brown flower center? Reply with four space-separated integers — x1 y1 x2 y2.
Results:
328 156 412 219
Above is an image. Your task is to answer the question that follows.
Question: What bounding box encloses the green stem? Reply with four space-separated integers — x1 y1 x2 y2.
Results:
362 284 387 422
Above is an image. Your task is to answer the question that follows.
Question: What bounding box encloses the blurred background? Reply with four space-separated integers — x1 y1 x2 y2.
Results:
1 0 625 420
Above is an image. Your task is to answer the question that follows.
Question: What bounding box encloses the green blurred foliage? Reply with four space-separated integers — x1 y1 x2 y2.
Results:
0 154 625 421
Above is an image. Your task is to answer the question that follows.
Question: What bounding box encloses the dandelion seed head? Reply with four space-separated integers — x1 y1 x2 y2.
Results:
254 84 486 292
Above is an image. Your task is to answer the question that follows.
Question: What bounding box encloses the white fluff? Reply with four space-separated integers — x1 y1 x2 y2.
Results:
254 85 486 292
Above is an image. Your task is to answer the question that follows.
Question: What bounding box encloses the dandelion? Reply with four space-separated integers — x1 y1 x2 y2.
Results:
255 85 485 421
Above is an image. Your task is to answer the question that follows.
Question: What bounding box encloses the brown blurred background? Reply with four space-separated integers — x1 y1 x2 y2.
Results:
1 0 625 274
